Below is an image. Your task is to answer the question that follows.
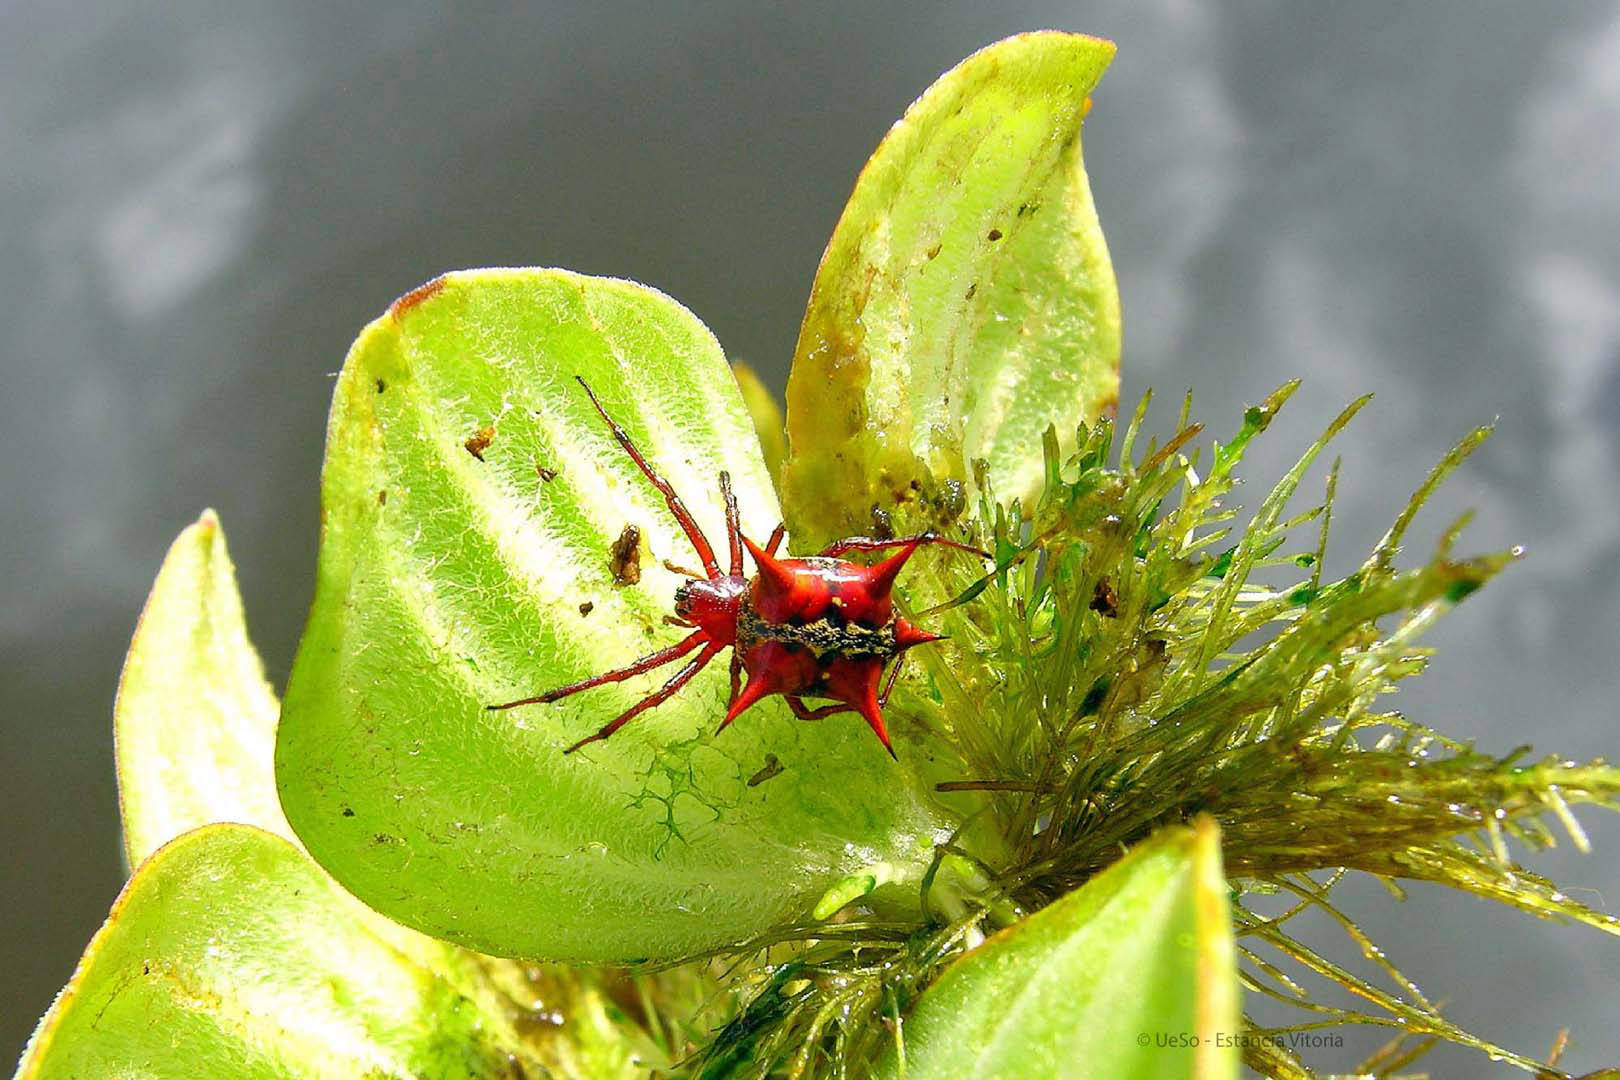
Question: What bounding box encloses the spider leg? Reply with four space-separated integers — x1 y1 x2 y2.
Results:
817 532 990 560
576 376 720 577
564 642 725 754
486 630 706 711
879 653 905 706
785 695 852 721
785 655 906 724
764 523 786 556
720 470 743 576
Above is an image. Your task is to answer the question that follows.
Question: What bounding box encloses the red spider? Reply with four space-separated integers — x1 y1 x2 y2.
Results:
488 377 988 758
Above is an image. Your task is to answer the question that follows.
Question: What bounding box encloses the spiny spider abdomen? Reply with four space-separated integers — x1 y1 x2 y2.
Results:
488 377 987 758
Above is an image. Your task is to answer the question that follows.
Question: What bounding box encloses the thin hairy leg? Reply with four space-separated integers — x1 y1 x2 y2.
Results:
816 533 990 560
564 642 725 753
486 630 705 711
576 376 720 576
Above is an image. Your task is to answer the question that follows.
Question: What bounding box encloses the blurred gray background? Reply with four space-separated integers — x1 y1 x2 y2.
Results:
3 2 1617 1074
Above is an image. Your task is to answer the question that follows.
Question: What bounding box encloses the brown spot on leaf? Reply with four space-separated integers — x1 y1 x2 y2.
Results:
986 227 1003 242
389 276 446 319
375 378 386 393
578 601 594 616
965 283 977 300
609 524 642 586
925 243 942 260
377 489 388 506
748 754 784 787
465 425 495 461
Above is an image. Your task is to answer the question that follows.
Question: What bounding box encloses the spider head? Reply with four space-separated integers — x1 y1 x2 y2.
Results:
674 574 746 645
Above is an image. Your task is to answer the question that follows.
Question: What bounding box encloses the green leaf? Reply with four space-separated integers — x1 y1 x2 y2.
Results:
278 269 951 962
69 510 665 1078
731 362 787 497
875 819 1239 1080
115 510 290 865
782 31 1121 547
16 824 643 1080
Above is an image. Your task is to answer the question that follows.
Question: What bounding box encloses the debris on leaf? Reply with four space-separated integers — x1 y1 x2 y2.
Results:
464 424 496 461
609 524 642 586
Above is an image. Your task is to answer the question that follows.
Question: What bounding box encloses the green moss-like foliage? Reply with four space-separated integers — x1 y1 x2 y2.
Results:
693 384 1620 1079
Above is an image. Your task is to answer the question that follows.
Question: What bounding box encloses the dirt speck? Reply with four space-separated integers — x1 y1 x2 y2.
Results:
465 425 496 461
986 227 1003 242
579 601 594 616
609 524 642 586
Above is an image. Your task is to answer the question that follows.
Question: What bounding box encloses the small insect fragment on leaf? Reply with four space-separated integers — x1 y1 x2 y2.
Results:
464 424 496 461
609 524 642 586
1090 578 1119 618
538 463 558 482
748 754 784 787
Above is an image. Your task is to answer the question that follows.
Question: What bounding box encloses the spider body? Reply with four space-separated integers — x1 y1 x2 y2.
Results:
489 377 987 758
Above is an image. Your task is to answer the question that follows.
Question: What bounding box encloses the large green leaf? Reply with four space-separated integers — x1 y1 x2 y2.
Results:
278 269 951 962
15 824 645 1080
875 820 1239 1080
114 510 291 865
782 32 1121 547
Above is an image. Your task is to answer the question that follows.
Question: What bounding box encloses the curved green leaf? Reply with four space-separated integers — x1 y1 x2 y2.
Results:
783 32 1121 547
278 269 951 963
875 820 1238 1080
115 510 289 865
16 825 646 1080
731 362 787 497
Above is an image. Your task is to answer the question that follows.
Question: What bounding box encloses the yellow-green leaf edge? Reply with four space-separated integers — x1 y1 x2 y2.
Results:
874 819 1239 1080
114 510 290 866
15 825 543 1079
783 31 1122 547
